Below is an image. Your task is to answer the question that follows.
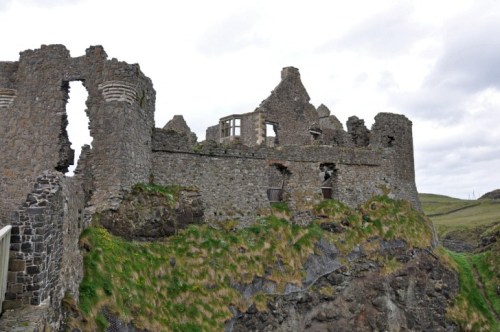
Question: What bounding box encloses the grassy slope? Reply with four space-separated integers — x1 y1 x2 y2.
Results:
420 193 500 331
71 195 435 332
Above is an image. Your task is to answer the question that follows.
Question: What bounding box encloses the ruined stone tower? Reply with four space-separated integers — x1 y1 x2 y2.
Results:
0 44 155 226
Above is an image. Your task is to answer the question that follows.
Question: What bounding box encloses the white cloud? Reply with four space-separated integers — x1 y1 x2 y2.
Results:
197 11 264 56
320 3 428 56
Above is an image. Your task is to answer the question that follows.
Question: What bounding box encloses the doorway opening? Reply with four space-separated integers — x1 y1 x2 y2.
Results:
64 81 92 176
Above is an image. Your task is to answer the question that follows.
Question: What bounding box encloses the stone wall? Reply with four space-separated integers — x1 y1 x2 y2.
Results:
152 119 419 224
5 172 86 316
153 146 270 226
206 67 319 147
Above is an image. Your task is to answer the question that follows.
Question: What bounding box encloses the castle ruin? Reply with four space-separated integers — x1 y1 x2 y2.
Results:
0 45 419 328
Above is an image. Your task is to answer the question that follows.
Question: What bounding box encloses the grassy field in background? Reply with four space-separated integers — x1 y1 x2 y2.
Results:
419 193 500 234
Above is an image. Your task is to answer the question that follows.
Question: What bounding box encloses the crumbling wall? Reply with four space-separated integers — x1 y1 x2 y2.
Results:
205 67 321 146
163 115 197 144
0 44 156 228
255 67 319 146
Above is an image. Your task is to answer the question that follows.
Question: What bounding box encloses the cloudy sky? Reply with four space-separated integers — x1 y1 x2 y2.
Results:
1 0 499 199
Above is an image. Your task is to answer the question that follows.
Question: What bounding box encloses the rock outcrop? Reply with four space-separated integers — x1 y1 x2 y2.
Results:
230 247 459 332
98 185 204 240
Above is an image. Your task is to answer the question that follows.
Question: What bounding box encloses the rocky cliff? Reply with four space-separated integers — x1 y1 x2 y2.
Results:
64 193 472 332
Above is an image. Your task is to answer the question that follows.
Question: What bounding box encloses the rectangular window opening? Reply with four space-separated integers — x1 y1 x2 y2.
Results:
220 117 241 138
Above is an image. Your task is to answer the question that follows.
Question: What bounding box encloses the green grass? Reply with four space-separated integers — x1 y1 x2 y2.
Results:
471 251 500 315
419 193 500 239
445 250 499 331
419 193 500 227
270 202 290 213
75 195 438 331
419 193 479 216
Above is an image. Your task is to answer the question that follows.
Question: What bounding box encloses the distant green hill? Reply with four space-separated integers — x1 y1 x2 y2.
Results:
419 193 500 233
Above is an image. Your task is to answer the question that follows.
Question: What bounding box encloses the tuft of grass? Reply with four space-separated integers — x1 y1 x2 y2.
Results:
95 313 109 331
270 202 290 213
313 199 350 220
471 252 500 316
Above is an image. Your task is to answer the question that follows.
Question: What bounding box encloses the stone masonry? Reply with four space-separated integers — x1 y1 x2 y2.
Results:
0 45 420 329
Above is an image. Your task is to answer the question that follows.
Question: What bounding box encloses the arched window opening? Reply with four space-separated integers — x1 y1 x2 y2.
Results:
64 81 92 176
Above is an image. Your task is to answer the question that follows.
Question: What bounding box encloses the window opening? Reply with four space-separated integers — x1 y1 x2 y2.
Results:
386 135 395 147
267 163 291 202
309 124 322 140
319 163 336 199
265 122 279 147
65 81 92 176
220 117 241 138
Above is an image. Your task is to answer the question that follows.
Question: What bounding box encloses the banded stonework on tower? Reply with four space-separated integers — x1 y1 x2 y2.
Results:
0 88 16 108
98 80 138 105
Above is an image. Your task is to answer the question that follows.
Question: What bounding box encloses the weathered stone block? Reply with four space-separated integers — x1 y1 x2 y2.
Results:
9 283 24 293
21 242 32 253
10 234 21 244
7 271 17 282
9 259 25 271
34 242 44 252
26 265 41 275
1 300 23 310
5 292 18 300
27 207 45 215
